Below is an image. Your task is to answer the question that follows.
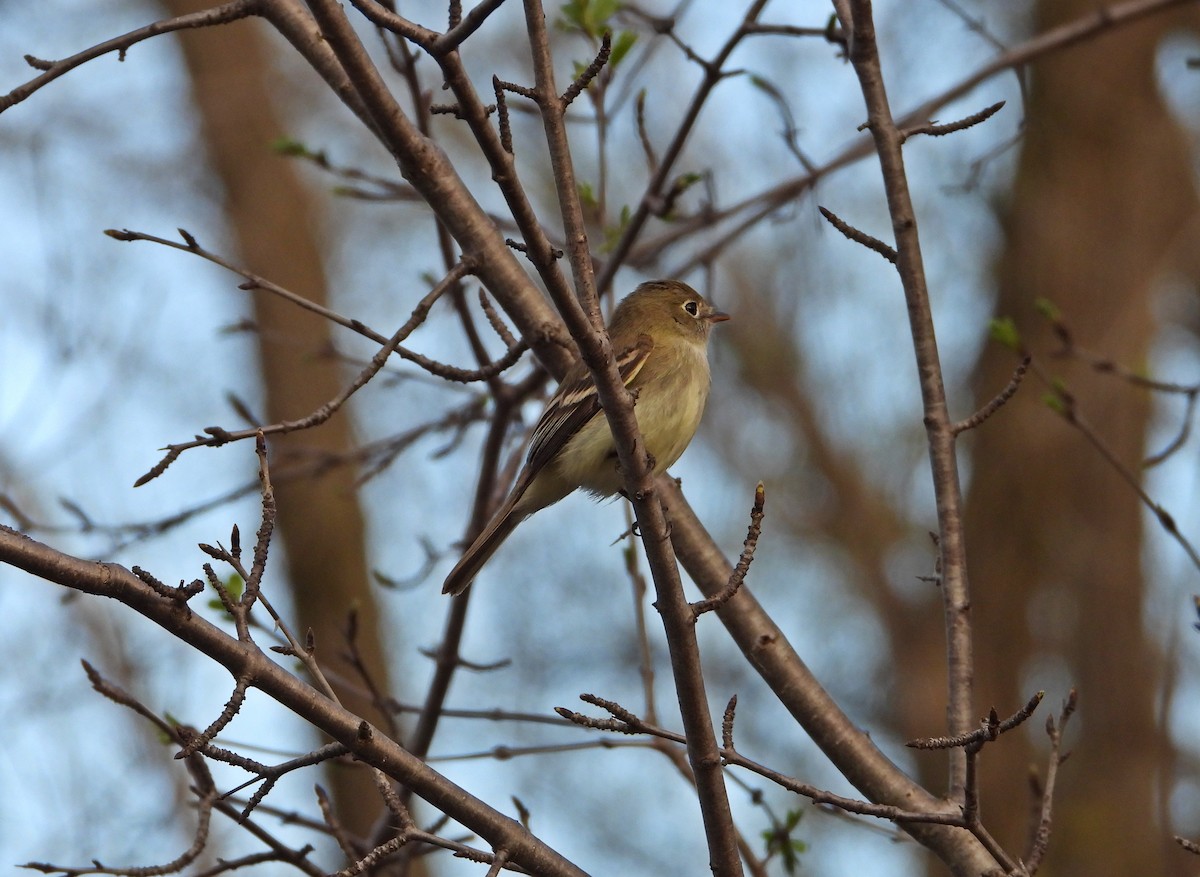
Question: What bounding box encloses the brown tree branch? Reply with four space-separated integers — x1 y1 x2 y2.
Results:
128 260 481 485
1024 690 1078 873
557 694 974 827
288 0 573 375
841 0 978 811
662 476 997 870
0 0 260 113
520 2 742 872
0 525 589 877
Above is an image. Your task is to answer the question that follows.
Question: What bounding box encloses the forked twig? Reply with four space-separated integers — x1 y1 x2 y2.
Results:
1024 690 1078 873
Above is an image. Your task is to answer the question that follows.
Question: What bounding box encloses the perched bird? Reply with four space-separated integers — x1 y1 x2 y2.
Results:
443 279 729 595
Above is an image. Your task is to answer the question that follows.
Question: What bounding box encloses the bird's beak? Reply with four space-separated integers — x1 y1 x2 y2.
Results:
704 306 730 324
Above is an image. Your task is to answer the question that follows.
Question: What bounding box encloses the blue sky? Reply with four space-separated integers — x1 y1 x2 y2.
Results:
4 1 1200 874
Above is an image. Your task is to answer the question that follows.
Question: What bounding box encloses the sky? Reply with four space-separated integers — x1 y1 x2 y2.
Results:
3 1 1200 875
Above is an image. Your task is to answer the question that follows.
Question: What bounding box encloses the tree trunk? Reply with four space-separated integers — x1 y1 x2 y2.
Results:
163 2 396 844
964 7 1198 874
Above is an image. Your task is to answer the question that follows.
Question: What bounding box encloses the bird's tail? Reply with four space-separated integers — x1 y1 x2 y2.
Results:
442 494 526 596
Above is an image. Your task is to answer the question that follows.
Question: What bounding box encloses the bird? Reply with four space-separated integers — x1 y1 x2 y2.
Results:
442 279 729 595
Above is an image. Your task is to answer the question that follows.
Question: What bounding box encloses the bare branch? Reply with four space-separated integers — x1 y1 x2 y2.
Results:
907 691 1044 750
952 355 1032 435
692 481 766 618
632 0 1198 280
561 32 612 108
900 100 1006 143
557 693 973 827
0 526 590 877
596 1 773 294
0 0 259 113
1041 370 1200 574
130 260 490 485
1175 836 1200 855
817 206 897 263
1025 690 1078 873
842 0 978 807
721 695 738 752
107 229 501 385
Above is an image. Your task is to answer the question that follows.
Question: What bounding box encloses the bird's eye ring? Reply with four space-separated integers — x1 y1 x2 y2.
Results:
683 300 700 316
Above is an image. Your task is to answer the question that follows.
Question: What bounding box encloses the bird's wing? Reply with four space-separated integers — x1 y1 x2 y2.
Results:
525 333 654 476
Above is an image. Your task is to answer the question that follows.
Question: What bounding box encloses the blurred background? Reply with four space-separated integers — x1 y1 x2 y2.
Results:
2 0 1200 874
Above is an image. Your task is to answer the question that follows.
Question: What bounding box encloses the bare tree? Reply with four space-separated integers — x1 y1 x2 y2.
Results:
2 1 1199 875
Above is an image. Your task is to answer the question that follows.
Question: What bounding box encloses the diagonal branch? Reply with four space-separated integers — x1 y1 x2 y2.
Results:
0 526 590 877
295 0 574 374
0 0 260 113
130 260 480 485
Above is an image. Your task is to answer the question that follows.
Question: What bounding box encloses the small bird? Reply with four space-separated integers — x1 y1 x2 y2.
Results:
442 279 729 595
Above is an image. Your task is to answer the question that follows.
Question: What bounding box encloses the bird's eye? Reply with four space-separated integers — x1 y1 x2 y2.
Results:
683 300 700 317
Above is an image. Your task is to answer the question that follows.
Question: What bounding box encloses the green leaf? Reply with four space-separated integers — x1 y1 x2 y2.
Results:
1034 297 1060 320
988 316 1022 352
271 137 331 170
206 573 244 614
271 136 310 157
590 0 620 27
559 0 585 29
761 809 808 874
157 713 181 745
578 181 598 209
610 30 638 68
558 0 619 38
225 573 245 599
1042 380 1070 415
601 204 631 253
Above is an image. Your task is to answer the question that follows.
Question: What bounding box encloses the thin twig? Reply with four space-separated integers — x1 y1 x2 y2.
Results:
906 691 1044 750
1024 690 1078 873
1041 371 1200 573
595 0 773 294
817 206 897 263
556 694 970 826
1174 836 1200 855
952 355 1031 434
692 482 766 617
0 0 259 112
131 259 483 485
107 230 505 390
631 0 1198 282
316 785 363 862
560 32 612 107
899 100 1006 143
